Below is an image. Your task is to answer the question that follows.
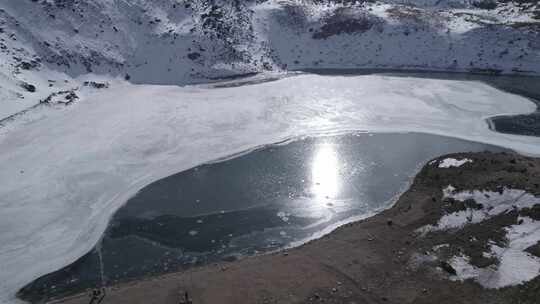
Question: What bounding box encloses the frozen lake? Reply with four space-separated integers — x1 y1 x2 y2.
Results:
19 132 503 301
2 72 540 303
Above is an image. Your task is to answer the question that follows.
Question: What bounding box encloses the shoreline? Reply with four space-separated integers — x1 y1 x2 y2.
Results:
48 151 540 304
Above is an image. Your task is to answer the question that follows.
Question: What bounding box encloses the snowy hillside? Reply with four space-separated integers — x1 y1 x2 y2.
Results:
0 0 539 120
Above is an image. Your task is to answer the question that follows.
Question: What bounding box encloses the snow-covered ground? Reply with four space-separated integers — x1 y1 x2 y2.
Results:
426 186 540 288
0 73 539 303
451 218 540 288
419 186 540 232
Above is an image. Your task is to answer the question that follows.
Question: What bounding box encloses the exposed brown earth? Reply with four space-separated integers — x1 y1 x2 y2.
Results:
53 152 540 304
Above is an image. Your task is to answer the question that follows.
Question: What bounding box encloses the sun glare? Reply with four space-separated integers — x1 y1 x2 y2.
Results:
310 143 340 200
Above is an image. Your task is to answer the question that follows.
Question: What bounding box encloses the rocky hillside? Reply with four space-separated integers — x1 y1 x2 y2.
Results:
0 0 538 118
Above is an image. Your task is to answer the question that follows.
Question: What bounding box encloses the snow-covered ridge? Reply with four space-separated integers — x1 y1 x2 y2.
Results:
0 0 539 120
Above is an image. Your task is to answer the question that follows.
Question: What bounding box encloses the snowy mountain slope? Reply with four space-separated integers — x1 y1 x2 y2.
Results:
0 0 538 120
257 1 539 72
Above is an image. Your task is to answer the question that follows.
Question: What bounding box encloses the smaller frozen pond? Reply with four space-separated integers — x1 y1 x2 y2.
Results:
19 132 503 302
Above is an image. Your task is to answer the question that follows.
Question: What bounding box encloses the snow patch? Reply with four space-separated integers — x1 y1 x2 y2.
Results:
418 187 540 233
438 158 472 168
450 255 480 281
432 243 450 251
449 217 540 288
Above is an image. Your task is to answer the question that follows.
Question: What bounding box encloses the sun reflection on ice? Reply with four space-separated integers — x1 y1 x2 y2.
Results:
311 143 340 201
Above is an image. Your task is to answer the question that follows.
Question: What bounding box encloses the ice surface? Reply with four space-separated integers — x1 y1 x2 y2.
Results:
0 74 539 302
438 158 472 168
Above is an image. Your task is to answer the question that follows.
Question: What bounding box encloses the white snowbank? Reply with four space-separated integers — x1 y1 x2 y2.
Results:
438 158 472 168
418 186 540 233
450 216 540 288
0 74 539 303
